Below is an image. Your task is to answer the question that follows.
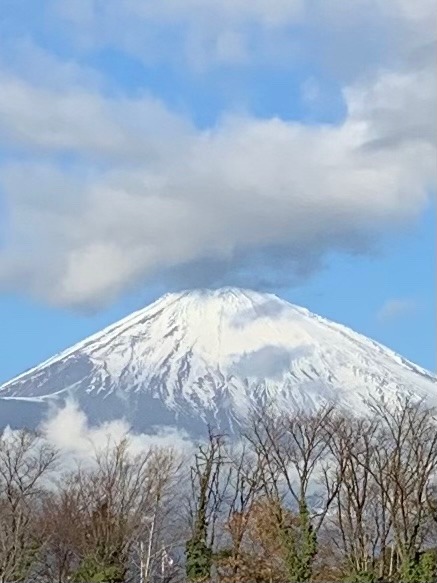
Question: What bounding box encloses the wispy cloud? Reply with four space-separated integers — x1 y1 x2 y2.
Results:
52 0 435 73
377 298 417 322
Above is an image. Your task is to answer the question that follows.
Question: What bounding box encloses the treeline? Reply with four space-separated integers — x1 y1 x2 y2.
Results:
0 397 436 583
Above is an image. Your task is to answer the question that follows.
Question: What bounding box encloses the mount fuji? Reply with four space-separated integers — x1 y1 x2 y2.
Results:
0 288 435 433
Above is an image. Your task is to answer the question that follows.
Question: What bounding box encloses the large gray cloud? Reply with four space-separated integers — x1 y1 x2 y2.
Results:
0 65 434 308
0 0 435 308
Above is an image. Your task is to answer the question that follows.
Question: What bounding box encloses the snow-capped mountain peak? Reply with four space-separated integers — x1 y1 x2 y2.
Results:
0 288 435 433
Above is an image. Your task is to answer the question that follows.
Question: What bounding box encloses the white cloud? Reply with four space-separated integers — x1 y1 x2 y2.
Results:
41 400 193 461
377 298 417 322
0 75 190 159
0 63 434 308
0 402 193 475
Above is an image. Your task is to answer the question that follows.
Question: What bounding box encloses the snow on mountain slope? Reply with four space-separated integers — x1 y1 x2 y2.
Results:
0 288 435 433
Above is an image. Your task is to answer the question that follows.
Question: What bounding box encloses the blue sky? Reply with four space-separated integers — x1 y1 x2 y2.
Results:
0 0 435 382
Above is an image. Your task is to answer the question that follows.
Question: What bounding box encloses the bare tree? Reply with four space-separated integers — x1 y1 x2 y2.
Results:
362 397 437 581
136 448 183 583
326 415 390 580
215 442 266 581
36 476 84 583
0 429 58 583
244 405 341 582
53 439 180 583
185 429 230 582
